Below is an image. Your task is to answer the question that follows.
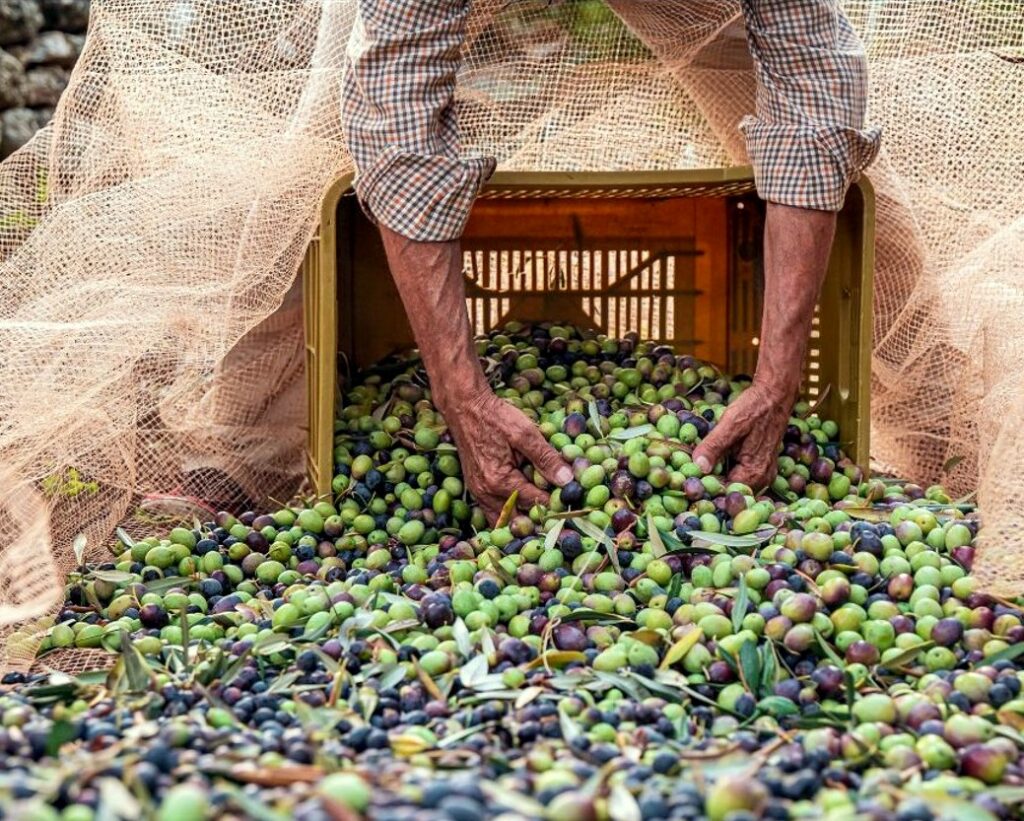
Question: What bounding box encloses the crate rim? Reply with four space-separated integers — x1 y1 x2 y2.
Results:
317 165 876 222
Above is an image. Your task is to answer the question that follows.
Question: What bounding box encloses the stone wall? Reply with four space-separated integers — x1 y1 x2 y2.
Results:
0 0 90 158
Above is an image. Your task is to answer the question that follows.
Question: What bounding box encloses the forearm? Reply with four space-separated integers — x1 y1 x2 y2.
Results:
379 228 487 413
755 203 836 402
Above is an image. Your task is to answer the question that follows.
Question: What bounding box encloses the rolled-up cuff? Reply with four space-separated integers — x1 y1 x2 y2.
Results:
353 147 496 243
741 117 882 211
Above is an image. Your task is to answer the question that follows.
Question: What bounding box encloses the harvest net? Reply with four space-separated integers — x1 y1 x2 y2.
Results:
0 0 1021 669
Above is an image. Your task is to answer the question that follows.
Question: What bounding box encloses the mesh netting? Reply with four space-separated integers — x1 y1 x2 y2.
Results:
0 0 1021 669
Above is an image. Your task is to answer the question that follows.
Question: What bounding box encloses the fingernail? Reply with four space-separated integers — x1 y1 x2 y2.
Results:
694 456 712 474
554 467 573 486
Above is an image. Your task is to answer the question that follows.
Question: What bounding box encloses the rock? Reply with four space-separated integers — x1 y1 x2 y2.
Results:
23 65 68 106
11 30 83 67
39 0 90 33
0 0 44 47
0 49 27 107
1 107 39 157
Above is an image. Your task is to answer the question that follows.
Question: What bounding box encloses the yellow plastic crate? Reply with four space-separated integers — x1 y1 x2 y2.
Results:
302 168 875 498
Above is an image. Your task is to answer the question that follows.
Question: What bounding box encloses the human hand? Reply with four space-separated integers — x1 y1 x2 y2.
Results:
442 387 573 524
691 383 791 491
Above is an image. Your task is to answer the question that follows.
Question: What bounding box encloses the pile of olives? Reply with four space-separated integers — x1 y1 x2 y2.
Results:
2 323 1021 821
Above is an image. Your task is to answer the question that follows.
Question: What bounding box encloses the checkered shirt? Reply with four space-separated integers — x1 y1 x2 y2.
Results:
341 0 882 242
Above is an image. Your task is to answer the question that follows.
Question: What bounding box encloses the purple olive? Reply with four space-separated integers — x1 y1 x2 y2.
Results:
845 641 880 666
552 624 588 652
931 618 964 647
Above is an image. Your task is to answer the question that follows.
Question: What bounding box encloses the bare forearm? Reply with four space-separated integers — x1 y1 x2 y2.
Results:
379 227 487 412
755 203 837 403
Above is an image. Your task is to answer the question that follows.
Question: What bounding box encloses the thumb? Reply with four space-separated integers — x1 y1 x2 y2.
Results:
691 422 737 475
516 424 573 487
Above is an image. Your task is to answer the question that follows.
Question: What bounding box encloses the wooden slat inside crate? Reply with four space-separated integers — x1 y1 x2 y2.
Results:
462 196 730 366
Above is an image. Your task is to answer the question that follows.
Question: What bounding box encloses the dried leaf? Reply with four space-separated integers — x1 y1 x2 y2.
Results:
525 650 586 670
73 533 88 565
495 491 519 529
98 777 141 818
229 764 324 786
391 733 433 756
807 383 832 416
414 660 444 701
515 686 544 709
943 454 965 474
660 627 703 670
609 784 642 821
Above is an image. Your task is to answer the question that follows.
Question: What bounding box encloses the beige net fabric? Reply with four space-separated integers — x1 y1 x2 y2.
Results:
0 0 1022 667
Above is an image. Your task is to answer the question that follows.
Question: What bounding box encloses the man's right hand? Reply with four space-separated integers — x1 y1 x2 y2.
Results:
440 386 573 523
379 225 571 523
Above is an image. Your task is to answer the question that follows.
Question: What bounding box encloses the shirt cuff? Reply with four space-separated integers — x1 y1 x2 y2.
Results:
741 117 882 212
353 147 496 243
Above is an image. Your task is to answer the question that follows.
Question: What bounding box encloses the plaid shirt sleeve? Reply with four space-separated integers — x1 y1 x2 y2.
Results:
739 0 882 212
341 0 495 242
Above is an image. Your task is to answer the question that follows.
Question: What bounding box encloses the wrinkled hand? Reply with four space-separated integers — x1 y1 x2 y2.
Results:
443 388 573 524
691 384 791 491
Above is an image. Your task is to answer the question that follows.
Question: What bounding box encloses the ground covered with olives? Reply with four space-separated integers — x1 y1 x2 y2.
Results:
3 324 1024 821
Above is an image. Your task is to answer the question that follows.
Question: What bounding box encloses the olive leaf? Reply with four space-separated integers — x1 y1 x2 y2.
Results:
90 570 134 585
879 641 933 670
459 654 490 688
587 399 605 440
815 631 846 669
687 529 777 549
609 424 653 442
756 696 800 717
121 630 156 693
44 720 77 758
571 518 619 573
559 708 584 744
559 609 637 628
647 513 667 559
453 618 473 658
544 519 565 552
760 643 779 696
739 640 761 694
731 575 750 634
975 642 1024 667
